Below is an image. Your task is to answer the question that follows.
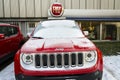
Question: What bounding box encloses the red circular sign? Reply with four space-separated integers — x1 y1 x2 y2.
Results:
50 3 64 17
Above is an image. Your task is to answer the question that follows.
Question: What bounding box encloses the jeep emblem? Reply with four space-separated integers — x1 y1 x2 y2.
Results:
55 48 64 51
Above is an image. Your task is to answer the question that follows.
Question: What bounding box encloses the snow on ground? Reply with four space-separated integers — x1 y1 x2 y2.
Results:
103 55 120 80
0 63 15 80
0 55 120 80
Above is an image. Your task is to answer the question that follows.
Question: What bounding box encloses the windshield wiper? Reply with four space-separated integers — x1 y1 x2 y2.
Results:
32 37 44 39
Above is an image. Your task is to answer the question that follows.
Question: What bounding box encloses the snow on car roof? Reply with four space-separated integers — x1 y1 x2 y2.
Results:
40 20 77 28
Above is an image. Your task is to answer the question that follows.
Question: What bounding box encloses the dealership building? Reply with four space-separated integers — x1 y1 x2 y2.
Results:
0 0 120 42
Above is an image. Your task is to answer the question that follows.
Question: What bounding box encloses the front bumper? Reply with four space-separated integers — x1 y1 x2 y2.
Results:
15 70 102 80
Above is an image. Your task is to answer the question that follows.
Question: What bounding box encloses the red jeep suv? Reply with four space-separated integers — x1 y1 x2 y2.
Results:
14 20 103 80
0 23 24 63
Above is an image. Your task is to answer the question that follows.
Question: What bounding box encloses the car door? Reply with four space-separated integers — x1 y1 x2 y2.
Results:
0 33 7 59
0 26 11 58
8 26 20 52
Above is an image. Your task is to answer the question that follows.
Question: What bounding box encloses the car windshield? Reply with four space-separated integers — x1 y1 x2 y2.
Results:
32 20 84 38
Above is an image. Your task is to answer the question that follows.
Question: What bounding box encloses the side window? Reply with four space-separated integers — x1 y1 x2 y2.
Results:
0 26 6 34
8 27 18 36
7 26 12 36
12 27 18 35
0 26 9 37
0 26 18 37
3 26 18 37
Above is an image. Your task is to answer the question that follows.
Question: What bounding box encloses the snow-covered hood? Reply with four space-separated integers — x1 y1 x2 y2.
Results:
21 38 96 52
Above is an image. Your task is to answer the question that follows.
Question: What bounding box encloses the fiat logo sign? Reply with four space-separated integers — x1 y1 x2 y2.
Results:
50 2 64 17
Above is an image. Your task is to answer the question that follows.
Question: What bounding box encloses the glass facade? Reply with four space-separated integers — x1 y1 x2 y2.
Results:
102 23 117 40
81 22 100 40
27 22 39 34
80 21 120 41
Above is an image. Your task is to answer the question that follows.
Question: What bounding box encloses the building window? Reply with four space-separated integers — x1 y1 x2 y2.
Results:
28 22 35 33
28 22 39 33
11 22 20 26
80 21 119 41
102 23 117 40
81 22 100 40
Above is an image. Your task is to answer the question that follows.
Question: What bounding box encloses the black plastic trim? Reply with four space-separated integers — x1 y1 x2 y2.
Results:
15 70 102 80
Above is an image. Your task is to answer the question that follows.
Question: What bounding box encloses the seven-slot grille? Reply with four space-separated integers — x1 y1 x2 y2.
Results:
35 52 83 68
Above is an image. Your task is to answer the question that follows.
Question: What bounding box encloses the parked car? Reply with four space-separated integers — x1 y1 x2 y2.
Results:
14 20 103 80
0 23 24 64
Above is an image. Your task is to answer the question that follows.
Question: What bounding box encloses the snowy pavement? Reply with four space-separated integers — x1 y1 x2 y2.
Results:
103 55 120 80
0 55 120 80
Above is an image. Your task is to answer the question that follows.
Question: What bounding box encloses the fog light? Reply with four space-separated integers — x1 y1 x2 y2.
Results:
94 70 100 76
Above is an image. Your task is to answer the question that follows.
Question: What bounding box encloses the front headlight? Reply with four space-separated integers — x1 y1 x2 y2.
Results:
85 51 96 62
22 53 33 65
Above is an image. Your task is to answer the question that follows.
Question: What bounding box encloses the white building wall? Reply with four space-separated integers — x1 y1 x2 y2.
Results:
4 0 11 17
115 0 120 9
41 0 50 17
35 0 42 17
0 0 3 17
0 0 120 18
11 0 19 17
19 0 26 17
72 0 80 9
101 0 109 9
80 0 86 9
109 0 114 9
94 0 100 9
65 0 71 9
26 0 35 17
86 0 94 9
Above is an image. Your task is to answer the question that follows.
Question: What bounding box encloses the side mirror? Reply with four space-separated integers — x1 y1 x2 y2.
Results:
83 31 89 36
0 34 5 39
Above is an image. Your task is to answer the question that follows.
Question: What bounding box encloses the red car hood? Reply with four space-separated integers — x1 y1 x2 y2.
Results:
21 38 96 52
